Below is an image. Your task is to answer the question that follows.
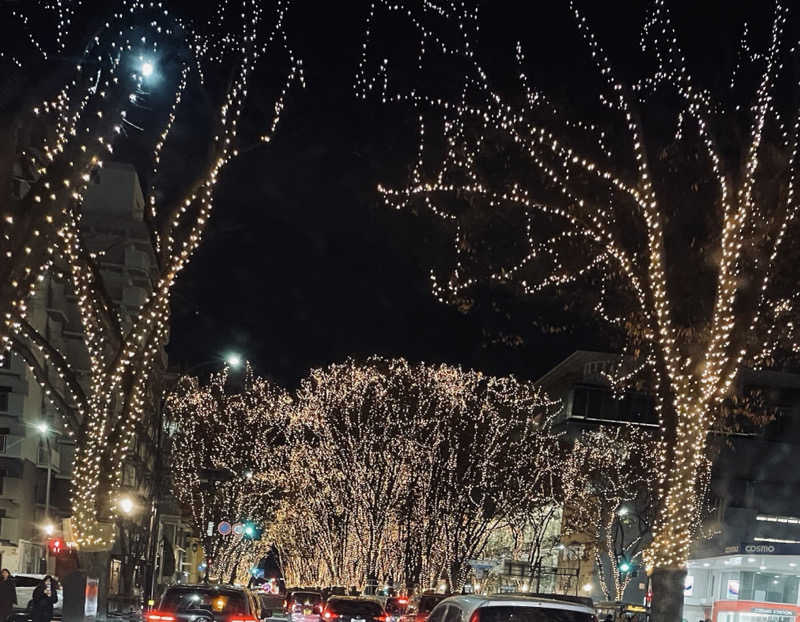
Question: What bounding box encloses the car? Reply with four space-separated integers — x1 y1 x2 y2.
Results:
402 594 448 622
385 597 409 622
321 597 385 622
13 574 62 614
148 584 260 622
426 595 597 622
285 591 323 622
256 593 289 621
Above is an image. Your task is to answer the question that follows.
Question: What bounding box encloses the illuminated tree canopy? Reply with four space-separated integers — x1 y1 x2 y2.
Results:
357 2 800 614
166 366 291 583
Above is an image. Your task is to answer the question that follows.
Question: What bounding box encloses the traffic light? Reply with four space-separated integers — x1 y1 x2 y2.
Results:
242 521 262 541
48 537 64 555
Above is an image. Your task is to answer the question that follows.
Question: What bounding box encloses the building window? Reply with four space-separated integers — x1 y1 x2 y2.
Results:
109 559 122 595
0 470 5 495
122 463 137 487
0 388 9 413
37 441 48 466
0 433 6 454
0 356 9 369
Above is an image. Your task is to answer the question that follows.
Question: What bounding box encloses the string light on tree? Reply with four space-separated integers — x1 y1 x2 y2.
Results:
0 0 304 548
357 1 800 616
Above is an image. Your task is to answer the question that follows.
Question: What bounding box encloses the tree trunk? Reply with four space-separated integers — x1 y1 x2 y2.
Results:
649 567 685 622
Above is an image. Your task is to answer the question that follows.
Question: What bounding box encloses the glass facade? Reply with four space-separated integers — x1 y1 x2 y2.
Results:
738 572 799 604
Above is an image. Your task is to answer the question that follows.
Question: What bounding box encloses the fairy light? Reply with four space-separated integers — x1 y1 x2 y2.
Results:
357 0 800 579
166 365 290 583
274 356 562 590
1 0 303 548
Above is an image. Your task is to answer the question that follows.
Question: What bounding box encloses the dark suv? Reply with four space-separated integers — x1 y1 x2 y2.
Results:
149 584 260 622
322 597 384 622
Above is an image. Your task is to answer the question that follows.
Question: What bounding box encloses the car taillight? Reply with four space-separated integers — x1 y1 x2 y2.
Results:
322 611 338 620
468 611 479 622
374 616 386 622
147 612 176 622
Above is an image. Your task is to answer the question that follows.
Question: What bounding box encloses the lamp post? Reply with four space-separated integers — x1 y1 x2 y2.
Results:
36 422 54 574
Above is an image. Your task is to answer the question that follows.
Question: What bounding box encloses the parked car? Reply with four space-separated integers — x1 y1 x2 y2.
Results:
426 595 597 622
401 594 447 622
257 593 288 621
322 597 384 622
14 574 62 614
148 584 260 622
286 591 323 622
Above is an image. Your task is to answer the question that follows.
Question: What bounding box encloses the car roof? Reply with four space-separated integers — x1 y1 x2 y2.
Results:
328 596 384 603
165 584 248 593
438 595 595 615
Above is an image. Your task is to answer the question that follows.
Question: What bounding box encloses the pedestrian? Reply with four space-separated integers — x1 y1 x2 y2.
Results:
0 569 17 622
30 575 58 622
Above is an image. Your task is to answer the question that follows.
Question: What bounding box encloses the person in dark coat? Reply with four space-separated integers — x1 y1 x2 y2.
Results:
0 569 17 622
30 576 57 622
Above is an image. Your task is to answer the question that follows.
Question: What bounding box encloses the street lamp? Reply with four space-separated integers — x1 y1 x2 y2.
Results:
226 353 242 369
141 61 154 77
36 422 54 574
119 496 135 516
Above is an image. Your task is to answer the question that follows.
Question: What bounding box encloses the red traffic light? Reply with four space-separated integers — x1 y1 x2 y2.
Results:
48 537 64 554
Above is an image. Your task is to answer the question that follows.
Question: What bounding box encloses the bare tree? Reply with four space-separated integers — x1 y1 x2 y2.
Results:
166 366 291 580
357 2 800 617
1 0 303 547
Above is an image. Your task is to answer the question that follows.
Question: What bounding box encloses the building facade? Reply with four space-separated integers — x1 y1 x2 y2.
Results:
536 351 800 620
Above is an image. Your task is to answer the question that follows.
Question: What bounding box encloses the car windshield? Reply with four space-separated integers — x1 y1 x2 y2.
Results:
418 597 446 613
478 606 595 622
386 599 408 614
292 593 322 605
161 588 248 615
327 600 383 617
259 595 285 607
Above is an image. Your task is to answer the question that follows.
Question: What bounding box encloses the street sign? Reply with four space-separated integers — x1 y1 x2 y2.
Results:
218 521 232 536
467 559 501 579
233 522 244 536
206 521 214 536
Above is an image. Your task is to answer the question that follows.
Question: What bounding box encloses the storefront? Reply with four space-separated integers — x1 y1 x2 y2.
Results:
683 543 800 621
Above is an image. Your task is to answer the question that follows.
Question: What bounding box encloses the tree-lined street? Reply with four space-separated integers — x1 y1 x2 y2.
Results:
2 1 800 622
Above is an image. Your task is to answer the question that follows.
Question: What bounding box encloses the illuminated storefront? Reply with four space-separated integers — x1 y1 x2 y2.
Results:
683 543 800 622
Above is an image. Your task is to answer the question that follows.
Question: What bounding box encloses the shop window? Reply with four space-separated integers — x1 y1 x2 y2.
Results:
739 571 799 605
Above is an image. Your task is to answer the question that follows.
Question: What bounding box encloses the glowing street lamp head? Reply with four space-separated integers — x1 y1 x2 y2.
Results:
43 523 55 536
226 353 242 369
119 496 135 516
141 61 154 77
36 422 49 435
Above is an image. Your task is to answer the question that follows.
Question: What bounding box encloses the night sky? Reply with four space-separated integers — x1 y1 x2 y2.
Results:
165 0 763 387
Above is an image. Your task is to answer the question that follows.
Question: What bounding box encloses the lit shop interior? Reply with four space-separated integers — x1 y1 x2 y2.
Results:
683 551 800 622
